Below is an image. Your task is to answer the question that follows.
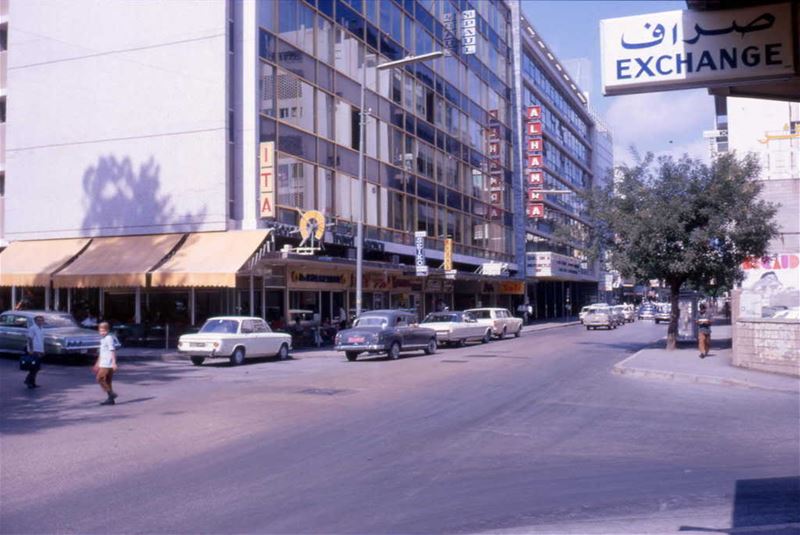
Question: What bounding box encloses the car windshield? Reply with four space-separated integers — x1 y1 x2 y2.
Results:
354 316 388 327
423 313 459 323
468 310 492 319
41 314 78 328
199 319 239 334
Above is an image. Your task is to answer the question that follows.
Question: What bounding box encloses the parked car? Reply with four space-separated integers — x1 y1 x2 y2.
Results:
621 305 636 323
334 310 437 361
0 310 104 357
610 305 626 326
464 307 523 339
584 307 616 330
177 316 292 366
421 311 493 346
638 303 656 320
287 309 319 329
654 304 672 324
579 304 609 324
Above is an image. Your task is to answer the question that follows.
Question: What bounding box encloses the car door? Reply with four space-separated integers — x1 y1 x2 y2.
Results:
239 320 257 356
394 314 412 347
410 313 430 346
463 313 482 339
0 313 17 352
254 319 275 355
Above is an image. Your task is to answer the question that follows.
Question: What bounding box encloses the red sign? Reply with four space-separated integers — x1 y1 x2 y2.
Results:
488 126 500 140
527 155 542 168
527 137 543 153
528 171 543 186
488 175 504 191
527 105 542 120
528 189 543 202
527 121 542 136
527 203 545 219
488 141 500 156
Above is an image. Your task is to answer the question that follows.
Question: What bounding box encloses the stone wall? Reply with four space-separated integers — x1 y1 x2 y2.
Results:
733 318 800 377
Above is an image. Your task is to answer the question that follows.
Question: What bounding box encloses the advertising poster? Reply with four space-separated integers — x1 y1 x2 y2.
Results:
738 253 800 319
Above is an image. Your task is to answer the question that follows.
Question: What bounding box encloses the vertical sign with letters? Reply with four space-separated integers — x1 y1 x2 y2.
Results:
443 238 453 271
259 142 275 218
461 9 477 55
415 231 428 276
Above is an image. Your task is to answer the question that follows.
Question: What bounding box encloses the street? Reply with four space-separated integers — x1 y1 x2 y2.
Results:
1 321 798 534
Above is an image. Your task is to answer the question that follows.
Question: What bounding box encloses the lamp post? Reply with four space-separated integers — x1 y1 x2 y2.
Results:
355 50 445 318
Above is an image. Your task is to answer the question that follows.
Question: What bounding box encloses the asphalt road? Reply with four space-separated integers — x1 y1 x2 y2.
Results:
1 321 798 534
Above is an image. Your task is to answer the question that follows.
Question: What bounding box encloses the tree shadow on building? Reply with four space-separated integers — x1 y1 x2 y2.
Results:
81 155 208 234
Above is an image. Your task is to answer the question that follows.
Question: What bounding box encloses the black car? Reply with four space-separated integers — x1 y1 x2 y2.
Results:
0 310 103 357
334 310 437 361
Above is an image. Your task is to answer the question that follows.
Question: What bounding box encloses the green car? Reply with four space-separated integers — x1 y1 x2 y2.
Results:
0 310 104 356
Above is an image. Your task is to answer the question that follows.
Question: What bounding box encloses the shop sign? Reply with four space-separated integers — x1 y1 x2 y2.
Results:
415 231 428 276
442 12 456 53
498 281 525 295
738 252 799 319
443 238 453 271
601 3 796 96
445 269 457 280
526 105 542 120
528 171 544 186
394 276 424 292
527 203 544 219
528 190 543 202
461 9 477 55
364 272 393 290
482 262 507 277
527 138 543 153
289 270 352 289
527 122 543 136
426 279 444 292
527 155 542 168
259 142 276 218
526 252 584 278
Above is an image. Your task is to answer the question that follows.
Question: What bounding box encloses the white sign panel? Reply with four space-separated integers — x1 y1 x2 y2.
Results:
461 9 477 55
601 3 796 95
414 231 428 276
739 252 800 319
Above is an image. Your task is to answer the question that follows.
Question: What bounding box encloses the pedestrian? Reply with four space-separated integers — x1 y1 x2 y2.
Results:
93 321 119 405
697 303 712 359
24 314 46 389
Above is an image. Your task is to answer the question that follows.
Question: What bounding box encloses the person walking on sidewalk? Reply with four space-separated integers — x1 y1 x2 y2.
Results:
24 315 46 389
697 303 712 359
93 322 119 405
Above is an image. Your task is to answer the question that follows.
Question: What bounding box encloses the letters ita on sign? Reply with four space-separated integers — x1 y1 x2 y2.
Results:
601 3 794 94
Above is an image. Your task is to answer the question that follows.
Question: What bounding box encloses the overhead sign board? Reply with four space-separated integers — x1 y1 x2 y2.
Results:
600 3 796 95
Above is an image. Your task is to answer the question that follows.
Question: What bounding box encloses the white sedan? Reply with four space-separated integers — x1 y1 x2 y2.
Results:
178 316 292 366
421 311 493 346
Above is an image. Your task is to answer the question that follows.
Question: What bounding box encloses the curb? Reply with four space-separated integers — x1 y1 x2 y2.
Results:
612 350 798 394
522 321 580 333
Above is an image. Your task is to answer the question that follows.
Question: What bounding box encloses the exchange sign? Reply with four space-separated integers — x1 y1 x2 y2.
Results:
600 3 796 95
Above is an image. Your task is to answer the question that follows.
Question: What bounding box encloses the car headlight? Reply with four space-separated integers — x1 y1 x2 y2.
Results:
334 333 342 344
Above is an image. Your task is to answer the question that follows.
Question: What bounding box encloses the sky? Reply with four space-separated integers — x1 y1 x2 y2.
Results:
520 0 714 165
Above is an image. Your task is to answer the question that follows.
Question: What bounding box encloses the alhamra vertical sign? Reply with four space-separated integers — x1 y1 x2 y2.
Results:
259 142 275 218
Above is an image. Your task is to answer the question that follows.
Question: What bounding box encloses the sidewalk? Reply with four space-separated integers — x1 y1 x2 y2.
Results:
613 324 798 394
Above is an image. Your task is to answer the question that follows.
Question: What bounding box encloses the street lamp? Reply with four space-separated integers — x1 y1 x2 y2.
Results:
355 50 445 318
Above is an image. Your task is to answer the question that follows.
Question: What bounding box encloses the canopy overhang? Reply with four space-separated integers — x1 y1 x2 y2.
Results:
53 234 184 288
150 230 270 288
0 238 90 287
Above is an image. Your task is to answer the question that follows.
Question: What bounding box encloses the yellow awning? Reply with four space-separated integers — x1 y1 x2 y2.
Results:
53 234 184 288
150 230 269 288
0 238 91 287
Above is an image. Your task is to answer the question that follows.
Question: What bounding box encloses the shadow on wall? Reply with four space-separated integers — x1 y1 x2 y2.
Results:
81 155 208 234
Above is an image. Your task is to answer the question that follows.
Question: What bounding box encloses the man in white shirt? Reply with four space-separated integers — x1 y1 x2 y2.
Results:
93 322 119 405
25 315 45 389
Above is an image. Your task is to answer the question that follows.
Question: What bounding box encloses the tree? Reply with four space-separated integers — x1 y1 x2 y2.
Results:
586 152 778 350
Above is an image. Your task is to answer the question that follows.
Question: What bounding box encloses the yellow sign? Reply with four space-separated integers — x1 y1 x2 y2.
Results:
498 281 525 295
299 210 326 241
443 238 453 271
259 142 275 218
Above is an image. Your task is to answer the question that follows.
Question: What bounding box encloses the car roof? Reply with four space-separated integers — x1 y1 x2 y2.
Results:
204 316 263 321
360 309 407 317
464 307 505 311
1 310 71 317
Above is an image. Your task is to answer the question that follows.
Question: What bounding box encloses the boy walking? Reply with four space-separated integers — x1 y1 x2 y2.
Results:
94 322 118 405
25 315 46 389
697 303 712 359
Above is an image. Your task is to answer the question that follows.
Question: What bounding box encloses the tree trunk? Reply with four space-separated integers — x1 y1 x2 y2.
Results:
666 279 682 350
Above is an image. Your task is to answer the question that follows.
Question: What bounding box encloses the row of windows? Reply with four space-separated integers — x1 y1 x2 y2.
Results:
275 153 511 254
543 140 589 190
521 51 589 140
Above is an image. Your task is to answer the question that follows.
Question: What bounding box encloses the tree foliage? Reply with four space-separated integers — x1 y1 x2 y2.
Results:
586 152 778 349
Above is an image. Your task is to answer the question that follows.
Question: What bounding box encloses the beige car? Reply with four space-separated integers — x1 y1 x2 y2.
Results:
464 307 523 339
178 316 292 366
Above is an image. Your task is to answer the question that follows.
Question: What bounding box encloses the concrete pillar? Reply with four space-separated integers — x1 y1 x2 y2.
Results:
67 288 72 313
54 287 60 311
44 286 51 310
99 288 105 317
190 287 196 326
10 286 16 309
134 287 142 324
249 274 255 316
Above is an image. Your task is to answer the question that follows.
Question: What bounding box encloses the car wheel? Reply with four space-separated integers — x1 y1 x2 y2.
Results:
586 326 591 330
345 351 359 362
277 343 290 360
481 330 492 344
230 347 245 366
499 326 507 339
388 342 401 360
190 356 205 366
514 326 521 338
424 338 437 355
457 338 466 347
